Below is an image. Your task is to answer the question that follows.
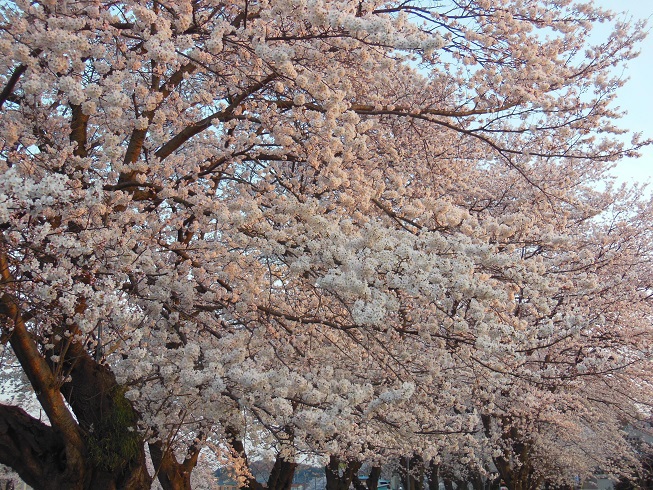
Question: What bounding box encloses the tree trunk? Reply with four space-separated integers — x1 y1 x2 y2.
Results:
267 454 297 490
225 429 264 490
469 470 484 490
0 250 153 489
481 415 541 490
353 466 381 490
0 403 71 490
55 335 152 489
57 342 151 489
427 462 439 490
401 455 424 490
0 254 88 488
0 402 151 490
325 456 362 490
367 466 382 490
353 477 368 490
149 441 200 490
491 431 541 490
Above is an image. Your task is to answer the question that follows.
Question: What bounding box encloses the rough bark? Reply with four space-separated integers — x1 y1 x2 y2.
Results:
149 441 200 490
1 249 152 489
469 470 485 490
0 351 153 490
0 250 88 489
0 64 26 110
501 438 537 490
0 403 68 490
69 103 89 158
48 323 152 489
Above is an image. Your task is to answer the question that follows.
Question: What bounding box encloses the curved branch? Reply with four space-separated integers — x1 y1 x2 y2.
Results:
0 403 65 489
0 65 27 110
155 74 276 161
0 250 85 465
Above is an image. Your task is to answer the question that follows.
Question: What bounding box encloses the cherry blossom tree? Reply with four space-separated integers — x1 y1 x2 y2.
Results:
1 0 652 489
474 187 653 490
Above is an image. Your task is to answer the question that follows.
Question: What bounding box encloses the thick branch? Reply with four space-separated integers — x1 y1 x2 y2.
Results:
121 62 196 172
0 65 27 110
70 104 89 158
267 453 297 490
0 403 64 490
0 252 86 478
0 50 42 110
50 319 152 488
149 440 198 490
272 99 519 118
155 74 276 161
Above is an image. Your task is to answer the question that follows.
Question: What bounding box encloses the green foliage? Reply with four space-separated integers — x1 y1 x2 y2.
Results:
87 386 141 473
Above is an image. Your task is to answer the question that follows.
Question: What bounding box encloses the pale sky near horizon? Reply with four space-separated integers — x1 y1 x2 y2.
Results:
593 0 653 186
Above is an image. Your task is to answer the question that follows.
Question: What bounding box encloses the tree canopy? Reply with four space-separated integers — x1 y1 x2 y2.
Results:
1 1 652 489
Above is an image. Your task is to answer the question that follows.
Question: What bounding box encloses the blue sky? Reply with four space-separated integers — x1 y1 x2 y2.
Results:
594 0 653 185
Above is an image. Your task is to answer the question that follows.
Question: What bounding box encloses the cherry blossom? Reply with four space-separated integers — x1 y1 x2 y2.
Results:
0 1 652 489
